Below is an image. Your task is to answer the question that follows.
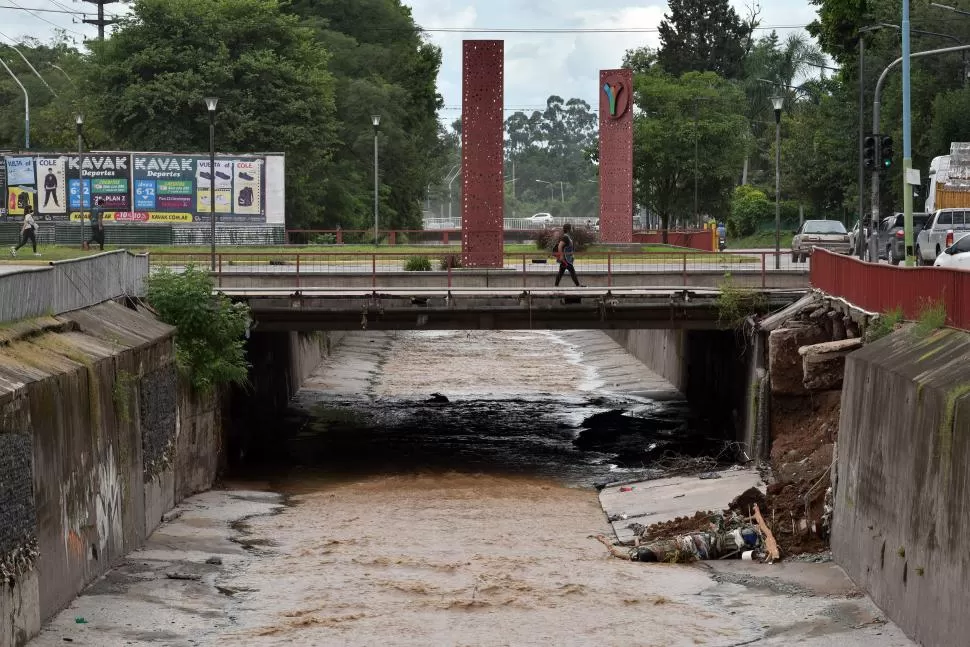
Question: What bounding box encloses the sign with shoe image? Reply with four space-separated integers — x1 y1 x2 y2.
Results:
0 152 278 224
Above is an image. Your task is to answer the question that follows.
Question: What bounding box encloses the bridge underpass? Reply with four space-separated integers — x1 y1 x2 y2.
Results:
227 287 807 331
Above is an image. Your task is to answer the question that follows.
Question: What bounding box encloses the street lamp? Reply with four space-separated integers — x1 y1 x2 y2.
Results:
536 179 556 202
372 114 381 246
771 96 784 270
76 114 84 244
205 97 218 271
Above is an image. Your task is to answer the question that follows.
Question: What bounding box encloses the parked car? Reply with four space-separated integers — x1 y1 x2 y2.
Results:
529 212 554 224
875 212 930 265
791 220 851 262
934 234 970 268
847 221 871 256
915 208 970 265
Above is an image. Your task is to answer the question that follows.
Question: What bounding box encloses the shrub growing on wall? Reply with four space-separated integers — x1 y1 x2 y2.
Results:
145 266 251 392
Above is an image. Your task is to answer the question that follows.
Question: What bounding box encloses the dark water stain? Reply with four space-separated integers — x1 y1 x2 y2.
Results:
237 391 734 489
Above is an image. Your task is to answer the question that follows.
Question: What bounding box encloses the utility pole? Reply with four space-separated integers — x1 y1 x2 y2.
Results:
81 0 120 40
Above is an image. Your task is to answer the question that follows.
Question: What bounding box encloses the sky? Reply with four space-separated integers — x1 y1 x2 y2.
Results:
1 0 822 121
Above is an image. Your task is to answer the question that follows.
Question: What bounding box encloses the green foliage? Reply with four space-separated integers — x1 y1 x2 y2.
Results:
438 254 463 270
728 185 772 237
145 266 250 392
913 301 947 338
716 274 769 328
632 71 747 232
403 256 432 271
534 227 596 253
930 88 970 159
866 307 904 343
657 0 756 80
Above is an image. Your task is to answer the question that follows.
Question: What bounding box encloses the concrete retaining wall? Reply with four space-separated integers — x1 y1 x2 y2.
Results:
605 328 754 451
0 302 223 647
833 326 970 647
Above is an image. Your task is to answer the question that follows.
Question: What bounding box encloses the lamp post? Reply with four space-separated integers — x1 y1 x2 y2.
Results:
445 164 460 224
0 58 28 148
771 96 784 270
205 97 218 271
76 114 84 244
536 179 556 202
372 114 381 246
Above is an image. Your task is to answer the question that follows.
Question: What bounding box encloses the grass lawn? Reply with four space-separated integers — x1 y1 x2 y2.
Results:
0 242 753 265
727 231 795 250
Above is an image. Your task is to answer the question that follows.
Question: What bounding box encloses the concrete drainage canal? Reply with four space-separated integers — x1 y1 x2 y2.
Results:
26 329 915 647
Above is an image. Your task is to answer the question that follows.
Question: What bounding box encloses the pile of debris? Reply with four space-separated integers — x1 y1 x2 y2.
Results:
593 488 782 564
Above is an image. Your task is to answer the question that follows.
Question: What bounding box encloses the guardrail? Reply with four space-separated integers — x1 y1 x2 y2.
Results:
810 248 970 328
0 250 149 323
149 250 807 290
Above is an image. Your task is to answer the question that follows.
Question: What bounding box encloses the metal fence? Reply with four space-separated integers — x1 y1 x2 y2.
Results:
811 248 970 328
0 250 149 323
149 249 808 289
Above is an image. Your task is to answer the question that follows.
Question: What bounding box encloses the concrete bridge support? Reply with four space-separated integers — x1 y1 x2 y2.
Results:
605 329 754 453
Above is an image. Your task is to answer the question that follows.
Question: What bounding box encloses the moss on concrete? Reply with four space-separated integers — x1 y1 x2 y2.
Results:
939 383 970 473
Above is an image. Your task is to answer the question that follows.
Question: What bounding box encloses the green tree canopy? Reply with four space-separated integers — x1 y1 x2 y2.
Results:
631 70 748 234
87 0 337 225
657 0 757 79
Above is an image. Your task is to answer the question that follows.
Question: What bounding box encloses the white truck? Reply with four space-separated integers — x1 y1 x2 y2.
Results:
915 207 970 265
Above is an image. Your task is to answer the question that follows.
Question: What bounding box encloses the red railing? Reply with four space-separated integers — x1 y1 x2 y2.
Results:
810 248 970 329
285 228 718 251
149 249 804 290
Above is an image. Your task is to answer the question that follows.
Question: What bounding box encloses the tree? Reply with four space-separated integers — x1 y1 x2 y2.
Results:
145 266 250 392
631 71 748 238
657 0 757 79
285 0 444 231
929 88 970 156
87 0 337 227
728 185 772 236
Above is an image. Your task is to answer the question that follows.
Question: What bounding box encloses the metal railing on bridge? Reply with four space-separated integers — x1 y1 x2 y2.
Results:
0 250 148 323
149 249 807 290
811 248 970 329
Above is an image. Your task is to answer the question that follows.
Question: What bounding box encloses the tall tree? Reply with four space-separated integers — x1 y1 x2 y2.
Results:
285 0 444 230
657 0 757 79
631 71 747 237
87 0 336 225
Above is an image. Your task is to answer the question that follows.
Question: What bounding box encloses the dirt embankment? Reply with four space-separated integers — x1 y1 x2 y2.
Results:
638 391 840 559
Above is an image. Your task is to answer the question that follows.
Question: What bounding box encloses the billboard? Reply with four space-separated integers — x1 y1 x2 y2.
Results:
0 151 280 224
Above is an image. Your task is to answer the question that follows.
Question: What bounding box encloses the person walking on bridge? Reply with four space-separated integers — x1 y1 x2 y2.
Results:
554 223 584 287
11 204 39 257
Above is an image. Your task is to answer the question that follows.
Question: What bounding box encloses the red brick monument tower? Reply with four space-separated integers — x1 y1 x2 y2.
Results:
598 69 634 243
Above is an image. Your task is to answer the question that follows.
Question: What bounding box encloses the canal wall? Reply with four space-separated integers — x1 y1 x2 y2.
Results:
227 331 346 465
0 302 222 647
833 326 970 647
605 329 752 450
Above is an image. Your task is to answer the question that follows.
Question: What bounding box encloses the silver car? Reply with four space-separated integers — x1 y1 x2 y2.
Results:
791 220 851 263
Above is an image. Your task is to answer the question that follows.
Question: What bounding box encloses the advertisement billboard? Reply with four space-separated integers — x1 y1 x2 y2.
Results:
0 151 277 224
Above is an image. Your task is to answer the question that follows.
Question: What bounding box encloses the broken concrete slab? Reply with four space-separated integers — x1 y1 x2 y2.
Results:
599 468 764 544
800 338 863 391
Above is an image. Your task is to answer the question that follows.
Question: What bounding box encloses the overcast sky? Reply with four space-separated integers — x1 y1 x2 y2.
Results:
2 0 821 122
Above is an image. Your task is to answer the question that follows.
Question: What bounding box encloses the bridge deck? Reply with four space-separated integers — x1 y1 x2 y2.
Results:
230 287 808 331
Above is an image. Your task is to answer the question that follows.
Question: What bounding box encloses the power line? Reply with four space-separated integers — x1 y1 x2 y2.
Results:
3 0 85 36
0 4 81 14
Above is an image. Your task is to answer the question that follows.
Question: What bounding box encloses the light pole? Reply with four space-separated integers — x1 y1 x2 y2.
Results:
0 58 28 148
445 164 460 224
372 114 381 246
536 179 555 202
205 97 218 271
772 96 784 270
902 0 914 266
76 114 84 244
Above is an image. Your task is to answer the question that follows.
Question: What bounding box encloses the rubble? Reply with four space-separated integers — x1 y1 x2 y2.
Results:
799 338 864 391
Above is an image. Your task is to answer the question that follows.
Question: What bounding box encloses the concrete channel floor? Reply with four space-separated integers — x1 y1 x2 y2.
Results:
599 468 764 544
25 486 916 647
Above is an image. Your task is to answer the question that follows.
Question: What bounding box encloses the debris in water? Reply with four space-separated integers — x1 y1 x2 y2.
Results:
698 472 721 480
74 617 87 624
205 556 223 565
165 572 202 581
426 393 449 404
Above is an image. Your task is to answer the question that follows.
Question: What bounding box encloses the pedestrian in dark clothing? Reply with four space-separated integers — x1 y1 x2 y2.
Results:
554 223 584 287
86 198 105 251
11 204 39 256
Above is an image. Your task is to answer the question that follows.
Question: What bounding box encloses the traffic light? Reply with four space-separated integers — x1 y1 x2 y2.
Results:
880 136 894 172
864 135 876 169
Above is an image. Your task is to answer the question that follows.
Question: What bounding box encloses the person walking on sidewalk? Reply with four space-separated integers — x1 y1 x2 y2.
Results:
11 204 39 256
85 198 106 251
554 223 584 287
